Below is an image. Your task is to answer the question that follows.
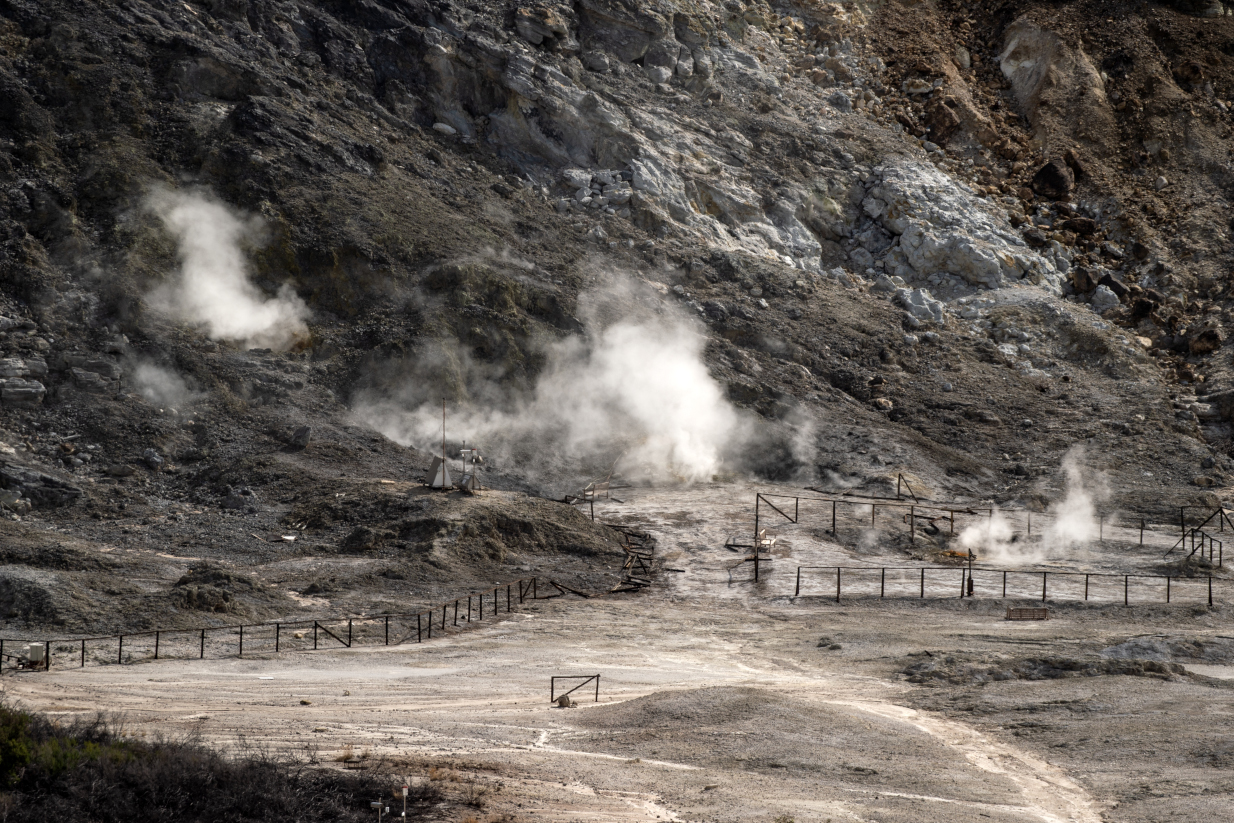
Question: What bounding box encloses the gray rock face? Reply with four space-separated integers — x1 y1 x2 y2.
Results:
1090 285 1120 315
895 287 946 325
0 378 45 408
0 460 83 507
862 162 1060 291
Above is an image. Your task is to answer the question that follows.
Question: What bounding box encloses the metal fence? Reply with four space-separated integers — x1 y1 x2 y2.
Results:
794 565 1221 606
0 577 541 673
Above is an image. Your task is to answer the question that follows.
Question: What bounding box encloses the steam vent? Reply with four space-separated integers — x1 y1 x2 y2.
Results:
2 1 1234 820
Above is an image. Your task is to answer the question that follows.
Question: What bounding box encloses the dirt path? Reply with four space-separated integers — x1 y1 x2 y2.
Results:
7 483 1232 822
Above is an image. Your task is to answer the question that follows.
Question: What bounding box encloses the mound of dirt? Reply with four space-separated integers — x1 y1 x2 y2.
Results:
1101 636 1234 663
902 651 1187 685
171 565 290 616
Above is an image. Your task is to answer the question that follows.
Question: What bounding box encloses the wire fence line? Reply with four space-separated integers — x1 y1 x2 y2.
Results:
0 578 545 673
794 564 1223 606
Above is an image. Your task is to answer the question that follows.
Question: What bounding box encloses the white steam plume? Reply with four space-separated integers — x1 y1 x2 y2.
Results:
957 446 1108 564
129 361 200 408
354 281 743 487
1041 446 1108 552
146 189 309 350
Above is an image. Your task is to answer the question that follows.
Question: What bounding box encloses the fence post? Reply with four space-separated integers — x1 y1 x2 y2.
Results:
313 622 318 650
835 567 841 603
1002 570 1007 598
1084 575 1089 601
427 611 432 639
417 613 422 643
1209 576 1214 607
959 567 966 598
1028 513 1031 536
479 595 483 621
118 635 123 665
795 567 801 597
909 506 915 543
276 623 280 652
832 501 836 533
80 639 84 668
920 567 925 598
200 629 205 659
45 641 49 671
155 631 160 660
1042 572 1047 602
1140 519 1145 546
385 616 390 646
872 504 876 527
534 577 537 599
1124 575 1129 606
596 674 600 702
442 604 447 629
454 601 459 627
880 567 885 598
347 619 352 647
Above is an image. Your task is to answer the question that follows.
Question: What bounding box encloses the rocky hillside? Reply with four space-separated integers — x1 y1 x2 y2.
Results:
1 0 1234 629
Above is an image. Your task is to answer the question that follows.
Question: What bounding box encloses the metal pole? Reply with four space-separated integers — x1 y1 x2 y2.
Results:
314 622 318 650
880 567 885 598
479 594 483 621
533 577 537 599
596 674 600 703
1084 574 1089 600
1167 576 1171 603
80 639 84 668
348 619 352 647
1125 575 1129 606
1002 570 1007 598
454 601 459 626
835 567 841 603
427 612 432 639
45 641 49 671
959 567 966 598
200 629 205 659
276 623 280 652
118 635 123 665
950 511 954 534
872 504 876 527
920 567 925 598
417 613 422 642
1028 513 1031 536
385 616 389 645
155 631 160 660
832 501 836 533
1042 572 1047 602
443 603 448 628
795 567 801 597
1209 576 1214 606
754 494 760 551
909 506 915 543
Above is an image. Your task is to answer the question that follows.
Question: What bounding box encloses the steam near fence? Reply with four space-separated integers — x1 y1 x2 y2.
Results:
353 278 744 487
146 189 309 351
959 447 1109 564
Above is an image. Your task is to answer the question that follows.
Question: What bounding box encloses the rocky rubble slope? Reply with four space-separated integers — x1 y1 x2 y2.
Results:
2 0 1234 628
